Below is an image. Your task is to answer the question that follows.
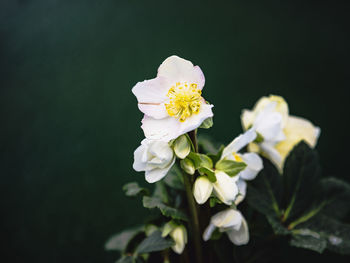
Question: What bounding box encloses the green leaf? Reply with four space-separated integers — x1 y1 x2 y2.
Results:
162 221 178 237
246 158 282 217
188 152 213 169
199 117 213 129
266 216 290 235
153 181 169 203
163 165 184 190
209 197 222 207
123 182 149 197
116 255 135 263
290 229 327 253
215 159 247 177
143 196 189 221
319 177 350 220
136 230 175 254
198 167 216 182
282 141 321 221
105 226 144 251
207 145 225 164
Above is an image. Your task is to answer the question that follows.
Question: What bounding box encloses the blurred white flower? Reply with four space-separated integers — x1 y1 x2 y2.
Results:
170 225 188 254
132 55 214 142
241 95 320 171
203 208 249 245
133 139 175 183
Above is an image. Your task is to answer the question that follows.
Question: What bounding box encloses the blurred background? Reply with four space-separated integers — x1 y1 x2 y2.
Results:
1 0 349 262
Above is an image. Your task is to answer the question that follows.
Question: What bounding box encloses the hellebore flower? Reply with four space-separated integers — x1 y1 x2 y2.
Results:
241 95 320 171
132 55 214 142
169 225 188 254
203 208 249 245
213 171 240 205
133 139 175 183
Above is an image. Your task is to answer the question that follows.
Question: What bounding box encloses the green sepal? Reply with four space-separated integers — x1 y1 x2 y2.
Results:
198 167 216 182
215 159 246 177
187 152 213 169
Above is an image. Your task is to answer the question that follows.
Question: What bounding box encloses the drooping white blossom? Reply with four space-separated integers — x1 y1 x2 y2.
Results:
241 95 320 171
203 208 249 245
169 225 188 254
133 139 175 183
132 55 214 142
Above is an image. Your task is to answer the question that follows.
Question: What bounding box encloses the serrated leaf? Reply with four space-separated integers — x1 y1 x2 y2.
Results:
199 117 213 129
163 165 184 190
136 230 175 254
105 226 144 251
198 167 216 182
143 196 188 221
116 255 135 263
215 159 247 177
290 230 327 253
188 152 213 169
153 181 169 203
282 141 321 221
123 182 149 197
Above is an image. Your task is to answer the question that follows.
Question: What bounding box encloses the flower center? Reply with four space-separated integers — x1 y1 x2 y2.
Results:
233 153 243 162
165 82 202 122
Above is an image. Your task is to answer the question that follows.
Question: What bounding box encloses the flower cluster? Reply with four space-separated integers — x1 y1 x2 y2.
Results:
131 56 320 255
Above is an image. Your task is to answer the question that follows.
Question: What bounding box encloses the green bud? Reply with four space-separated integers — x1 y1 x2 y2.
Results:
180 158 195 175
173 135 191 159
254 132 264 143
199 117 213 129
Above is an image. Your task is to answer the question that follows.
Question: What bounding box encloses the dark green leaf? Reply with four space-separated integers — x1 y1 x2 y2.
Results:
116 255 135 263
143 196 188 221
163 165 184 191
123 182 149 197
282 141 321 221
105 226 144 251
290 230 327 253
136 230 175 254
153 181 169 203
267 216 290 235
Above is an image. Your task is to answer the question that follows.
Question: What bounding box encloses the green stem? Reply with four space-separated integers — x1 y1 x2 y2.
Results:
182 129 202 263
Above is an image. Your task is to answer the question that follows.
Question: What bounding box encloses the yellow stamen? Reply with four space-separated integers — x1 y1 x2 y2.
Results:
165 82 202 122
233 153 243 162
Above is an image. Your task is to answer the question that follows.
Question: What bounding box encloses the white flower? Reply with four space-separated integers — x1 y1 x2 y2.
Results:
213 171 240 205
241 95 320 171
203 208 249 245
133 139 175 183
170 225 188 254
193 176 213 204
221 129 263 181
132 55 214 142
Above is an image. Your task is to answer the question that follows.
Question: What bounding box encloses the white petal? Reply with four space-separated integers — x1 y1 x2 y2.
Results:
147 141 174 168
133 144 147 171
241 109 254 130
132 77 170 103
260 142 283 171
157 55 205 89
170 226 187 254
226 216 249 245
141 116 180 142
211 209 243 230
213 171 239 205
138 103 168 119
145 157 175 183
254 109 285 142
239 153 263 181
235 179 247 205
177 103 214 136
203 223 216 241
221 128 257 159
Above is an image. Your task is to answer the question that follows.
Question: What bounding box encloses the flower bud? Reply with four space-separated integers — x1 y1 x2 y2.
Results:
213 171 239 205
193 176 213 204
170 225 188 254
173 135 191 159
180 158 195 175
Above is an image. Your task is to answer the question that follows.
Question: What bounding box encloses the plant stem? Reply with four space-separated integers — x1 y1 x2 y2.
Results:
182 129 202 263
183 173 202 263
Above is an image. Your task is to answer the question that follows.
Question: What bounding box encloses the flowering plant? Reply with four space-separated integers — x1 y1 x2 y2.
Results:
105 56 350 263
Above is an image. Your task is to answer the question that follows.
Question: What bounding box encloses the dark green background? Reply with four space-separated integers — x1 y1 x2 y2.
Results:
1 0 349 262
